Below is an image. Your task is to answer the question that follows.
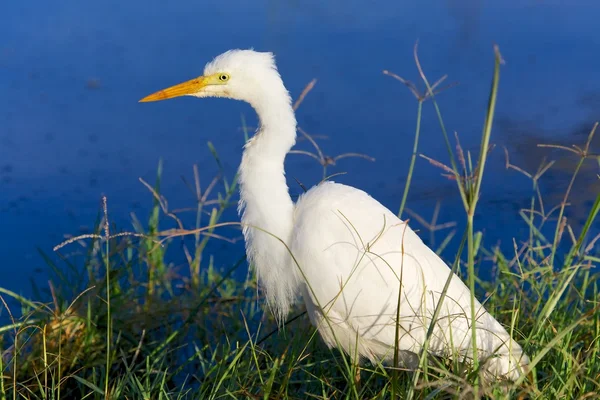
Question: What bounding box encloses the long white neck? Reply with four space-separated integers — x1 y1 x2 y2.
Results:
238 82 299 322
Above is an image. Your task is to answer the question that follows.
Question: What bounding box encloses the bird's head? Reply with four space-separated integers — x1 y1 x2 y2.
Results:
139 49 286 107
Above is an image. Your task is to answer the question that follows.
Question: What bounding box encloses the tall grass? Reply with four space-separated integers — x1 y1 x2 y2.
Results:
1 46 599 399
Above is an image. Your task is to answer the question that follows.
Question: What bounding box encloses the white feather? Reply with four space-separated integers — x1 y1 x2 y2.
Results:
176 49 529 380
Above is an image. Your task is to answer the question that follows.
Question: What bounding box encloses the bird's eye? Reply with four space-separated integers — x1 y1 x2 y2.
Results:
219 74 230 82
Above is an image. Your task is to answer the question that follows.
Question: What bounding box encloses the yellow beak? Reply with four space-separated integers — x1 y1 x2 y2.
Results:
139 76 208 102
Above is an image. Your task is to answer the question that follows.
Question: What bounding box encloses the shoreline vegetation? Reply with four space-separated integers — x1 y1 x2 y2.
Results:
2 46 600 399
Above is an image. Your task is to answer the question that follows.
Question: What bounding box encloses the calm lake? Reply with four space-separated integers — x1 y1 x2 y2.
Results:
1 0 599 299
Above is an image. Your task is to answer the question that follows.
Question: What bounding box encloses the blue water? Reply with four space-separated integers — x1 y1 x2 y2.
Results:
1 1 599 300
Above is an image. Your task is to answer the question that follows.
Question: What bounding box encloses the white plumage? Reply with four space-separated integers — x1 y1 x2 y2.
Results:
140 49 529 381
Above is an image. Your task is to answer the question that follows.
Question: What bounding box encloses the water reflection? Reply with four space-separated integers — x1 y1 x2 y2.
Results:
499 118 600 228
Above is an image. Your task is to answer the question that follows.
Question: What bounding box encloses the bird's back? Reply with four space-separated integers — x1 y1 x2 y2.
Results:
291 181 528 380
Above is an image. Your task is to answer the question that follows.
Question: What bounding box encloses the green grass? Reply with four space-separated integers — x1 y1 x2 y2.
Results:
1 45 600 399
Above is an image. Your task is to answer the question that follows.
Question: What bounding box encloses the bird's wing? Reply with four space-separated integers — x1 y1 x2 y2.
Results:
292 181 521 365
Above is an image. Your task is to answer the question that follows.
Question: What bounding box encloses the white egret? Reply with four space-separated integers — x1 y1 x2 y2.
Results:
140 49 529 381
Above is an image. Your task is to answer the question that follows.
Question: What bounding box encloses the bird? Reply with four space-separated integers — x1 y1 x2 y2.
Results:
139 49 529 382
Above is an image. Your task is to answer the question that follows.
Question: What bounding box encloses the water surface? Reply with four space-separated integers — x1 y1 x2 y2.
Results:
1 0 599 298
